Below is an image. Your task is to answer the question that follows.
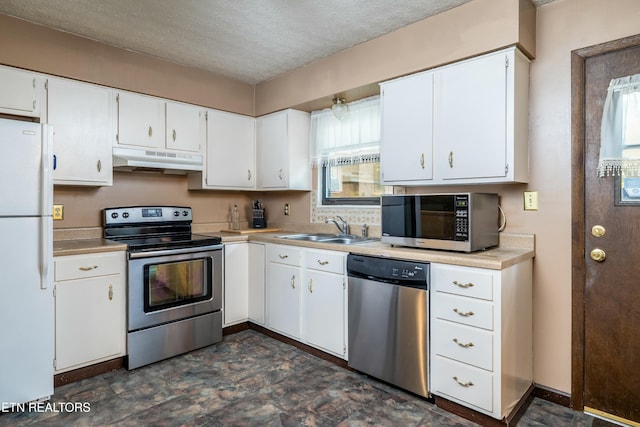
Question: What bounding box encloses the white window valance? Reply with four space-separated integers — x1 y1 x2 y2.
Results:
310 95 380 167
598 73 640 177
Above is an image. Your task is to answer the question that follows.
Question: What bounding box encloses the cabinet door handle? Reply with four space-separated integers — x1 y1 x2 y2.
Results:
248 170 252 181
452 280 474 288
308 278 313 293
290 275 296 289
448 151 454 168
278 169 283 180
453 376 474 387
453 308 474 317
148 126 153 138
78 265 98 271
108 284 113 301
420 153 425 169
317 260 329 266
97 159 102 172
172 129 177 142
278 254 288 259
453 338 474 348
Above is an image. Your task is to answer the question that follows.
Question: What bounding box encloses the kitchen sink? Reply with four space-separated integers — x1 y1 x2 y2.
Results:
278 233 378 245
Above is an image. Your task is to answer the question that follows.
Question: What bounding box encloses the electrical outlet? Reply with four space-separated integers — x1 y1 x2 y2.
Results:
284 203 290 216
53 204 64 220
523 191 538 211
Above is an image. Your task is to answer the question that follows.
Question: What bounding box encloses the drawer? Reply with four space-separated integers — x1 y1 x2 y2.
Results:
55 251 125 282
305 249 346 274
267 244 302 266
432 319 493 371
432 292 493 330
431 355 494 413
431 264 494 301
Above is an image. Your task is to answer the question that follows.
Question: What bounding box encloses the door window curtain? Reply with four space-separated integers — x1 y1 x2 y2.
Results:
310 95 380 167
598 73 640 177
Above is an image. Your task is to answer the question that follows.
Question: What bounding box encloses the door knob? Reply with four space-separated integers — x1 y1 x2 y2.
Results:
590 248 606 262
591 225 606 237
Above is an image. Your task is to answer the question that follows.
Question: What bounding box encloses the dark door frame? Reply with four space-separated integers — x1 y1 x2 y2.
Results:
571 33 640 411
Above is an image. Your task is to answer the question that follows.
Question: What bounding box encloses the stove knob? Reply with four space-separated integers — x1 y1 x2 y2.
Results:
122 212 129 219
173 211 180 217
182 210 189 217
111 212 119 219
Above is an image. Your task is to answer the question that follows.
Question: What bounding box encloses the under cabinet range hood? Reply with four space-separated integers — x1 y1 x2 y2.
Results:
112 147 203 174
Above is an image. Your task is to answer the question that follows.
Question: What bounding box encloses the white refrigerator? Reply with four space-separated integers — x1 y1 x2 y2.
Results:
0 117 54 406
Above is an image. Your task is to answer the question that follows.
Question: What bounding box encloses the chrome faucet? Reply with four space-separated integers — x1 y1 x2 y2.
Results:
325 216 349 235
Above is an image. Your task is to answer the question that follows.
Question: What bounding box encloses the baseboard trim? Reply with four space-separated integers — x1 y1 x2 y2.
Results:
54 357 124 387
532 384 571 408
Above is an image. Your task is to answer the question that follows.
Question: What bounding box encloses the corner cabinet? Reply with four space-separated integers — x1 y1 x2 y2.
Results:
256 109 311 190
380 47 529 186
223 242 265 326
47 77 113 186
53 251 126 373
429 260 533 420
0 65 45 118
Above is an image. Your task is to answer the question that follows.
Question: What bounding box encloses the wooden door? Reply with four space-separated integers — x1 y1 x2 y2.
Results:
582 43 640 424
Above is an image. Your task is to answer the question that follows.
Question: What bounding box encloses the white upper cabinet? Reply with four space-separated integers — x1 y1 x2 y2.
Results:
0 66 44 118
380 71 434 184
47 77 113 186
165 101 204 153
114 91 165 149
256 109 310 190
434 47 529 183
189 109 255 190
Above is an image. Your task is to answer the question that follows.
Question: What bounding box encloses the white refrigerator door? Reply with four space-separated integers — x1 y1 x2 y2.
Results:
0 217 54 405
0 118 50 217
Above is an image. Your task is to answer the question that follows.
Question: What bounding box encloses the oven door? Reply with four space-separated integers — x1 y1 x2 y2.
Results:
127 246 222 331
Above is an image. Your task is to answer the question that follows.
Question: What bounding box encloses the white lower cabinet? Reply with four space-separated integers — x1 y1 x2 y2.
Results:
53 251 126 373
248 243 266 325
223 242 265 326
429 261 533 419
265 244 347 359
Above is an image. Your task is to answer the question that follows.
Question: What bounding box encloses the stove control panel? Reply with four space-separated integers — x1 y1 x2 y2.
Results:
104 206 193 226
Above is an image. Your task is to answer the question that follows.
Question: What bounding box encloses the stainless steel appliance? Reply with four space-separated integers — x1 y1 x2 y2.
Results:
381 193 499 252
347 254 430 398
104 206 223 369
0 118 54 405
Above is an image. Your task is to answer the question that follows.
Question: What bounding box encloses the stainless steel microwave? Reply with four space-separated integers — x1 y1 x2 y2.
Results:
381 193 499 253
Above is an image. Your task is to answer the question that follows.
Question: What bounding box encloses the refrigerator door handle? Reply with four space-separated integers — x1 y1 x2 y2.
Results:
40 126 54 290
40 217 52 290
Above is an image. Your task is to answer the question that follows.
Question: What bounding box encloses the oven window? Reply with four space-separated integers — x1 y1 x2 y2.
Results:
144 258 212 312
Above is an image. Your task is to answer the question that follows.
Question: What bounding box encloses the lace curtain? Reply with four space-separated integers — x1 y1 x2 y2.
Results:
598 73 640 177
310 95 380 167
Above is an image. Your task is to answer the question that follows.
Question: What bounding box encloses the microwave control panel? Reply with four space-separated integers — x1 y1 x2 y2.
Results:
454 195 469 241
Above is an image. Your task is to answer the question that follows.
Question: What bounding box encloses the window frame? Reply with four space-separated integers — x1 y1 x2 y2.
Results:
320 163 383 206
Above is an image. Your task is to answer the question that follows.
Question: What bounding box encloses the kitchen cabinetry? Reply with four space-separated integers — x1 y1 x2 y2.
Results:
0 65 44 118
114 91 205 153
266 244 302 339
256 109 310 190
223 242 265 326
429 260 533 419
248 243 266 325
380 71 434 183
189 109 255 190
302 249 347 358
53 251 126 373
47 77 113 186
380 47 529 186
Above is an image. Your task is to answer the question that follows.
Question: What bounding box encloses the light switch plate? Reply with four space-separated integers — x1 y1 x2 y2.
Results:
524 191 538 211
53 204 64 220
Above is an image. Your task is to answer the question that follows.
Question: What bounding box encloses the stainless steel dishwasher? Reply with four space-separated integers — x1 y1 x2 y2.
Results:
347 254 430 398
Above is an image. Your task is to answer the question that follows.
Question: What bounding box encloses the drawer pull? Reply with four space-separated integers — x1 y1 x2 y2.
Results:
453 376 474 387
279 254 288 259
317 260 329 266
453 308 474 317
108 284 113 301
452 280 474 288
78 265 98 271
453 338 475 348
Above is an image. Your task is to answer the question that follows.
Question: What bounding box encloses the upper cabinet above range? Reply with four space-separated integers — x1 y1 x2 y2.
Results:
381 47 530 186
0 65 45 118
113 91 205 153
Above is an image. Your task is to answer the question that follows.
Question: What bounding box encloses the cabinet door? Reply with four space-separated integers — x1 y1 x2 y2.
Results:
256 112 288 188
116 91 165 148
166 101 203 152
266 262 301 338
248 243 266 325
434 51 507 180
206 109 255 188
303 270 345 357
381 72 434 183
223 243 249 326
0 66 41 117
55 275 125 371
48 78 112 186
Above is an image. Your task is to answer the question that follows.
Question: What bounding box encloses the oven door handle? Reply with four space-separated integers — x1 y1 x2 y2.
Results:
128 244 223 259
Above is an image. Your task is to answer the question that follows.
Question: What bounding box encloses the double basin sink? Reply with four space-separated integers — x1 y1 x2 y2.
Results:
278 233 378 245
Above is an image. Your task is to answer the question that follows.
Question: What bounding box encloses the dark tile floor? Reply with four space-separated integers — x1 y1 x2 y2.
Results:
0 330 609 426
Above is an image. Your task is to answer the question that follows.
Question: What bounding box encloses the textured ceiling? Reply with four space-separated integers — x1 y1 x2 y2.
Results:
0 0 555 84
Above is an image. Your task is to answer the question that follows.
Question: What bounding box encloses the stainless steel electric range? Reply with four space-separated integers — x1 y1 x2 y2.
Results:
103 206 223 370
